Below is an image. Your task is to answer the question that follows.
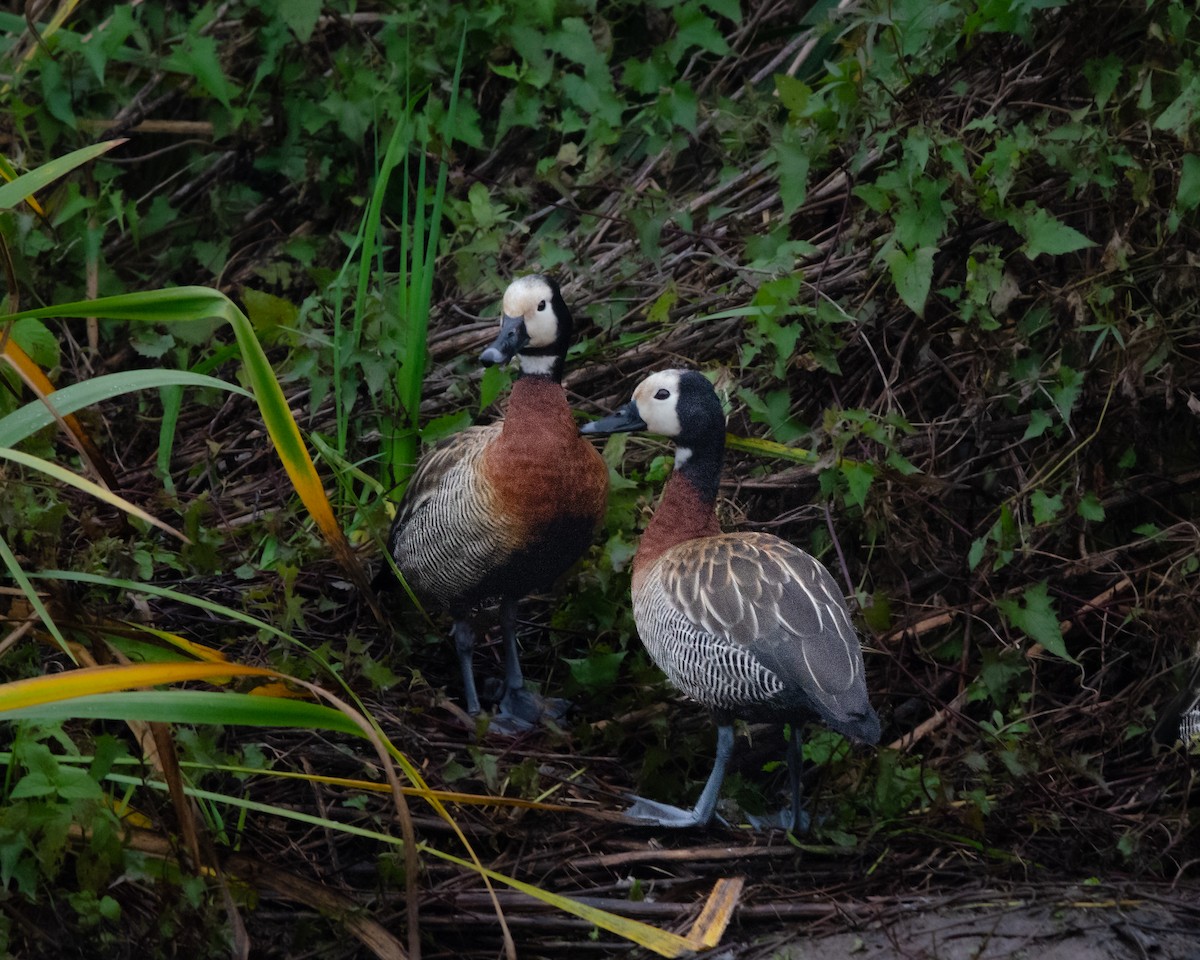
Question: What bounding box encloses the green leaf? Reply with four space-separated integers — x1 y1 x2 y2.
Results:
995 582 1077 664
279 0 321 42
885 246 935 316
1022 408 1053 441
10 318 59 369
1014 206 1096 260
841 460 876 509
775 74 810 117
479 365 511 410
774 136 811 217
419 410 472 445
1076 493 1105 522
1031 489 1063 525
565 650 626 691
1177 155 1200 215
161 34 241 110
1154 75 1200 137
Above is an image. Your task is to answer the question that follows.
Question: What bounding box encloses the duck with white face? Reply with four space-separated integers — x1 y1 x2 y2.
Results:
582 369 879 830
382 275 608 733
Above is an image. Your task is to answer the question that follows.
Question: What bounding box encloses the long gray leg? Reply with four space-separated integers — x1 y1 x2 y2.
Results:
787 724 811 834
499 597 524 695
625 723 735 828
493 597 569 730
452 618 480 715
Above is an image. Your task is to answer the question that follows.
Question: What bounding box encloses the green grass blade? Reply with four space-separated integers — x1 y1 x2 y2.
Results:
0 446 186 540
0 689 362 735
0 140 125 209
0 530 73 661
0 370 249 446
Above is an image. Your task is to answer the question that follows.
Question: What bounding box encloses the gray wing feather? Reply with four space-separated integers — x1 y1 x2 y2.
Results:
646 532 873 733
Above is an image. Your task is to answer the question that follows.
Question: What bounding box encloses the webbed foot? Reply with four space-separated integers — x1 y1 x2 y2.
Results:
622 796 726 829
485 688 572 735
744 806 811 834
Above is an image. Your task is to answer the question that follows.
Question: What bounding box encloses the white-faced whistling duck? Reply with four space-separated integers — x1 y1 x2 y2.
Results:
383 275 608 731
581 369 879 829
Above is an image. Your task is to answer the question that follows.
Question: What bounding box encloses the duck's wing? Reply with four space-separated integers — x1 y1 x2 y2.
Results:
656 532 878 740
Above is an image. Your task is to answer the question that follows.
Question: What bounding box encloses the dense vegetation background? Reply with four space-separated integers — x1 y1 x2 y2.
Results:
1 0 1199 956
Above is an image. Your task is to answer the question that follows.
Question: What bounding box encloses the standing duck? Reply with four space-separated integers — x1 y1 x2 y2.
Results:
581 369 879 829
383 275 609 730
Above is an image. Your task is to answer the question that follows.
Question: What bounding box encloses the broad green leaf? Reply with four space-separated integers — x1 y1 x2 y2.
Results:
1154 75 1200 137
775 74 810 117
1022 408 1053 441
9 318 58 369
995 582 1077 664
774 136 811 217
885 246 935 316
967 536 987 571
162 34 240 110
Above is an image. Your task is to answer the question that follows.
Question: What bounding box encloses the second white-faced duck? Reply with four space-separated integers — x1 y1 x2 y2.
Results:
581 369 879 829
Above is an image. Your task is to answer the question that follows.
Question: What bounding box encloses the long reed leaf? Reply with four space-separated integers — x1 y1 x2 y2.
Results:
0 370 249 446
0 139 124 210
0 446 186 540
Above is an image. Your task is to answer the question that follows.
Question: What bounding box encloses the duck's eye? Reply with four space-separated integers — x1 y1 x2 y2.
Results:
537 300 546 312
654 388 671 401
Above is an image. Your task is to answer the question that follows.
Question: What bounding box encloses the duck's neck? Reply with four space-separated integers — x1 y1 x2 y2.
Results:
632 441 723 581
499 373 575 442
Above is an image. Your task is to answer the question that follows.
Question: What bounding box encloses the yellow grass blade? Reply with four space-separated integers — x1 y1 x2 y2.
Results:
0 662 277 712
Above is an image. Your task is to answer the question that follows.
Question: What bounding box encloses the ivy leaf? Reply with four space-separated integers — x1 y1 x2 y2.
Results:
479 365 511 410
11 318 60 369
885 246 935 317
995 582 1077 664
967 536 987 571
566 650 626 691
1014 206 1096 260
1031 489 1063 525
1076 492 1105 522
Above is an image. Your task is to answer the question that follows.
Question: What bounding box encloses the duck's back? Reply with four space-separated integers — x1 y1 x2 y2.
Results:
633 531 878 741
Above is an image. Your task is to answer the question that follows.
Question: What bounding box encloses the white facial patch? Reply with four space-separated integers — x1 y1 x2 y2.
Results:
631 369 684 437
502 275 557 348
